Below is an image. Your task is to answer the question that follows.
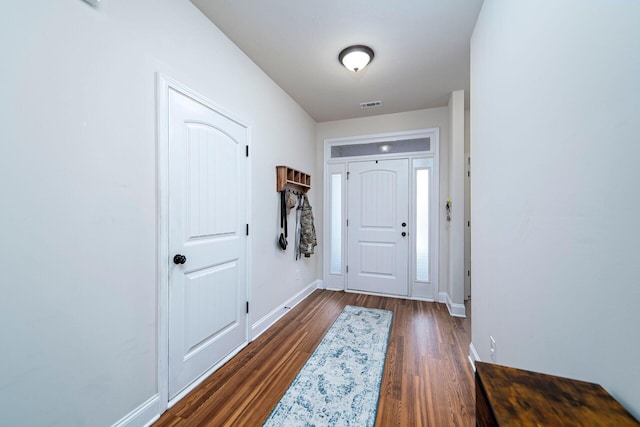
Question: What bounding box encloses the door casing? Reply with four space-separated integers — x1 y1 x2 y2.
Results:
323 129 440 301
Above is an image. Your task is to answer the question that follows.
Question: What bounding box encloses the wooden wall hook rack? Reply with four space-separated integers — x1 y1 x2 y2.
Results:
276 165 311 194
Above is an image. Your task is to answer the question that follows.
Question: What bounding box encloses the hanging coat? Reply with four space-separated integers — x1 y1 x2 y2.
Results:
299 194 317 257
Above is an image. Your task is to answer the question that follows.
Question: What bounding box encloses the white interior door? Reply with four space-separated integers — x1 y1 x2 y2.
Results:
167 88 247 399
347 159 409 296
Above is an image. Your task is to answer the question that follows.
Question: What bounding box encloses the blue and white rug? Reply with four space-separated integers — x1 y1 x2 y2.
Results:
263 305 393 427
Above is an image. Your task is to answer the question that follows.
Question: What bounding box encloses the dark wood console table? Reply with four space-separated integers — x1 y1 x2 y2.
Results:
475 361 639 426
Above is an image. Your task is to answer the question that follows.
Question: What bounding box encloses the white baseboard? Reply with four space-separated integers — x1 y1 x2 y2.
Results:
439 292 466 317
468 342 481 372
250 280 320 341
411 295 436 302
111 394 160 427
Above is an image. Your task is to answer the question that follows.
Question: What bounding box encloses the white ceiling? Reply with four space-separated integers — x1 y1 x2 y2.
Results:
191 0 483 122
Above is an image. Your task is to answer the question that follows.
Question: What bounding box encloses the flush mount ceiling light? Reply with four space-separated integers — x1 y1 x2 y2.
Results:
339 45 374 72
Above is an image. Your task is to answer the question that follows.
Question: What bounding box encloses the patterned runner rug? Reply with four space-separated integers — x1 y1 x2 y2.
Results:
263 305 393 427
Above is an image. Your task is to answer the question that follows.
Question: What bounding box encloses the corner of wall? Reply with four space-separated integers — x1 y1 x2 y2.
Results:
440 292 466 318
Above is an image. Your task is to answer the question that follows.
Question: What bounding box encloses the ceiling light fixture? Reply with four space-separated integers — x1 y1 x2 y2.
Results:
339 45 374 72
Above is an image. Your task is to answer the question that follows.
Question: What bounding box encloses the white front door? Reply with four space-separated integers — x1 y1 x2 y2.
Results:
167 88 247 399
347 159 409 296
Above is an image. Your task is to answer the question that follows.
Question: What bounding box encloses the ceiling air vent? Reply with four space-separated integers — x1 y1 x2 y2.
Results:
360 100 382 109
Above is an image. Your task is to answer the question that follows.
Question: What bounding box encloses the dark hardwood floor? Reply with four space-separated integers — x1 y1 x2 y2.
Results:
154 290 474 426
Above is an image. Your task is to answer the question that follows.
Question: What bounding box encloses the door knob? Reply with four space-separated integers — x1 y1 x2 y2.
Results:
402 222 407 227
173 254 187 265
401 232 407 237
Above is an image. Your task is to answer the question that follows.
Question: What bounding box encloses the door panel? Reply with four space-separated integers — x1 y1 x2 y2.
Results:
183 261 238 358
186 124 238 239
168 88 247 399
360 243 395 277
347 159 409 295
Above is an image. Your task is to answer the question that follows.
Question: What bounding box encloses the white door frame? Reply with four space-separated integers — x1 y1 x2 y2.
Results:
323 128 439 301
156 73 252 413
464 153 471 300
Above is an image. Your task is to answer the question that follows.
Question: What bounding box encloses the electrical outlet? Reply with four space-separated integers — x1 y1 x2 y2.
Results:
490 336 497 362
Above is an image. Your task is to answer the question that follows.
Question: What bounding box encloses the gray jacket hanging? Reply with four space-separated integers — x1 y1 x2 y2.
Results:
299 195 317 257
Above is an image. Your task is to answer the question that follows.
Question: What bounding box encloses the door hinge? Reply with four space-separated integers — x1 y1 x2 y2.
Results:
467 270 471 277
246 224 249 236
346 219 349 227
346 265 349 273
245 145 249 157
246 301 249 314
467 221 470 227
347 171 350 180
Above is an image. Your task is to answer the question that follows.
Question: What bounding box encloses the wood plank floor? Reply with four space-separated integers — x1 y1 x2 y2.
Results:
154 290 474 426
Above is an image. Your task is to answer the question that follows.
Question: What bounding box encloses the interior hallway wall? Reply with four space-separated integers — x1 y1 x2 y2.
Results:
471 0 640 417
0 1 316 425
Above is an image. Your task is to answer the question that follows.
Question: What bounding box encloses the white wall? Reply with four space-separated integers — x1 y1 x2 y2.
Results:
447 91 465 313
0 1 316 425
471 0 640 418
315 108 450 297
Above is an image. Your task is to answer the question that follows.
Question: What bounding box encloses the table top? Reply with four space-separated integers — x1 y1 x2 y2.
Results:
475 362 639 426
